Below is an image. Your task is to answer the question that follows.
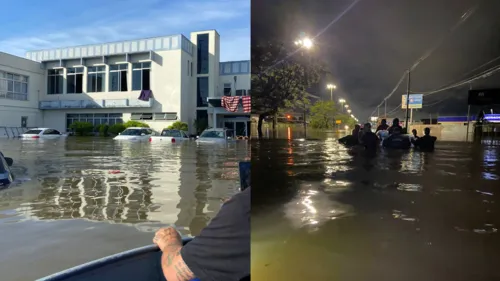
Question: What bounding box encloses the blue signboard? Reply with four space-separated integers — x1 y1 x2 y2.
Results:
401 94 423 109
484 114 500 122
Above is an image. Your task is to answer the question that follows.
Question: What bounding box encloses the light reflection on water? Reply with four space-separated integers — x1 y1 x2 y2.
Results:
252 131 500 280
0 138 249 233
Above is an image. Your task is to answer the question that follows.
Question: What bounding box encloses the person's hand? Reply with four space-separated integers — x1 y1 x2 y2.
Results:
153 227 182 252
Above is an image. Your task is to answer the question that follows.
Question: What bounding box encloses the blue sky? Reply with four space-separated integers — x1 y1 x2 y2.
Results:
0 0 249 62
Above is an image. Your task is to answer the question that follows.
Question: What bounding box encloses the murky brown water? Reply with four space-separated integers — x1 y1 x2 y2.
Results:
251 130 500 280
0 137 249 281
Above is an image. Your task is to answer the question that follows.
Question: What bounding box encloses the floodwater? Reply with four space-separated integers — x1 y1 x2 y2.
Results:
252 129 500 281
0 137 249 281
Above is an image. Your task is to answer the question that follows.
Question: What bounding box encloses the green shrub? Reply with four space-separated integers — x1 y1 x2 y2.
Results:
109 123 126 135
166 121 188 132
123 120 149 128
69 121 94 136
95 124 109 137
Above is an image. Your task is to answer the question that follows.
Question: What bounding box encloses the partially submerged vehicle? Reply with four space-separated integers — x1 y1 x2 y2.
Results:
196 128 236 144
20 128 68 139
149 129 190 143
113 127 154 141
36 161 251 281
0 152 14 188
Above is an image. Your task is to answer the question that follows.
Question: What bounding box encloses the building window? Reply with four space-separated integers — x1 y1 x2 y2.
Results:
132 62 151 91
223 83 231 96
87 66 105 92
190 62 193 77
153 112 178 120
235 89 246 96
66 67 84 94
48 69 63 95
109 64 128 92
223 63 231 74
197 34 209 74
197 77 209 107
187 60 190 76
232 62 240 73
66 113 123 131
130 113 153 120
0 71 28 100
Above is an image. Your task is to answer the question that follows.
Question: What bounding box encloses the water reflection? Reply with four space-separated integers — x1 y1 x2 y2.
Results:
0 138 249 236
252 132 500 280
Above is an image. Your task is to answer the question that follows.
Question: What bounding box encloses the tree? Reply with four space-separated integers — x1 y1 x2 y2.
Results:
123 120 149 128
167 121 188 131
309 100 337 129
109 123 126 135
335 113 357 129
251 41 326 138
193 118 208 135
69 121 94 136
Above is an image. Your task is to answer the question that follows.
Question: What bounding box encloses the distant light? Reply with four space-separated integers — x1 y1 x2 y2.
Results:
344 125 349 130
302 38 313 49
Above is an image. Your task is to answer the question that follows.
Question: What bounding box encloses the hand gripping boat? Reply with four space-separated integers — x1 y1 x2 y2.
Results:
37 161 251 281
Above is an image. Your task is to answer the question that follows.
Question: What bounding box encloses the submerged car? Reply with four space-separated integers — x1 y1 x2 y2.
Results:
149 129 190 143
20 128 67 139
0 152 14 188
114 127 154 141
196 128 236 143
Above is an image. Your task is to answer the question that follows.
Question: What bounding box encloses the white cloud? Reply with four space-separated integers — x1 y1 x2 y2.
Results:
0 0 249 60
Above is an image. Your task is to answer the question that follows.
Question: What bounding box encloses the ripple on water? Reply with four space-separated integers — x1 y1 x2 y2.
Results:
0 138 249 236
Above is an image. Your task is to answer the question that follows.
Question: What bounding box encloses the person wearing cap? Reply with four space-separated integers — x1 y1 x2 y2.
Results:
153 187 250 281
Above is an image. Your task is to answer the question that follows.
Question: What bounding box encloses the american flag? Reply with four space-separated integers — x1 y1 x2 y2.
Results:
242 96 251 113
221 96 240 112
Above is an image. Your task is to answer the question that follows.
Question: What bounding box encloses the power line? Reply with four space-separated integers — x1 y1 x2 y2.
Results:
370 4 479 117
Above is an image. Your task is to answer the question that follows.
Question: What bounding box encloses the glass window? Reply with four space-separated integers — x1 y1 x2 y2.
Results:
0 70 29 100
67 67 83 94
197 34 209 74
109 64 128 92
224 63 231 73
87 66 105 92
197 77 209 107
232 63 240 73
235 89 245 96
132 62 151 91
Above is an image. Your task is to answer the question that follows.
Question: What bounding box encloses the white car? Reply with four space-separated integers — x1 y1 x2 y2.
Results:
149 129 190 143
20 128 67 139
113 127 154 141
196 128 236 144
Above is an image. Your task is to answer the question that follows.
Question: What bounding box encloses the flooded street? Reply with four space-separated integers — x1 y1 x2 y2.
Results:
0 138 249 281
252 130 500 280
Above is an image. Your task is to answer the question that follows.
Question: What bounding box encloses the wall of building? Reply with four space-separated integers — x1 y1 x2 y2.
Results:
0 52 44 129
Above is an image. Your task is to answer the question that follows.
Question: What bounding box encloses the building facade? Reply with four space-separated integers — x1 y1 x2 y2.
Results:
0 30 250 136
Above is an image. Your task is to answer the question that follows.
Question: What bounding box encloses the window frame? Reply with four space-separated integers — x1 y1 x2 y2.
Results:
109 64 128 92
66 67 84 94
47 69 64 95
0 70 29 100
132 62 151 91
87 66 106 93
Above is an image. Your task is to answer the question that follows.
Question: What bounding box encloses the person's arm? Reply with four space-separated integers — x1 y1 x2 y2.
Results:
154 228 195 281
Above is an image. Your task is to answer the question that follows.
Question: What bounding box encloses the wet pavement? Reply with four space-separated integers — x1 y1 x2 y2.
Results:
251 130 499 281
0 137 249 281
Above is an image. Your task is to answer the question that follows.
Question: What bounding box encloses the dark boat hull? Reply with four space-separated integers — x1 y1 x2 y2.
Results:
37 238 193 281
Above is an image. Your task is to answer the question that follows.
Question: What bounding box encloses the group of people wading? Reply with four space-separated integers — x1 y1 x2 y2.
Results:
339 118 436 152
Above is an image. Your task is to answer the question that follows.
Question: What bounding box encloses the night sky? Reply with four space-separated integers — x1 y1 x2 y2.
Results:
252 0 500 120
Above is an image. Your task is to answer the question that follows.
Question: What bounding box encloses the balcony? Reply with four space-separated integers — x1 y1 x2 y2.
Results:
39 98 153 109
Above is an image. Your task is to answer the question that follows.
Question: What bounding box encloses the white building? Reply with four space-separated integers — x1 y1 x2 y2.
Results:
0 30 250 136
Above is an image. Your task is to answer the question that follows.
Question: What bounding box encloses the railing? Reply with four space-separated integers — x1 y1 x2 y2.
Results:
0 127 35 138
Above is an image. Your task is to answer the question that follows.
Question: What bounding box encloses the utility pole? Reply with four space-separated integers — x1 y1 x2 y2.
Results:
384 100 387 118
404 69 411 131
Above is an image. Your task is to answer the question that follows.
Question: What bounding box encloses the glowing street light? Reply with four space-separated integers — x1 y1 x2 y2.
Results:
344 104 349 109
295 37 313 49
347 109 352 114
327 84 336 101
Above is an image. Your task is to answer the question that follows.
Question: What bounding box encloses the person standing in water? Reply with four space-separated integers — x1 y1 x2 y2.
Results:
360 123 379 151
414 127 437 151
388 118 403 135
376 119 389 132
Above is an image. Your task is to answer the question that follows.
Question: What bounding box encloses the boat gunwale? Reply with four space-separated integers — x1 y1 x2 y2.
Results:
37 237 193 281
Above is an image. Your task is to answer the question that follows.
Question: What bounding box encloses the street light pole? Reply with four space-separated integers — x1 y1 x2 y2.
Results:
404 69 411 131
